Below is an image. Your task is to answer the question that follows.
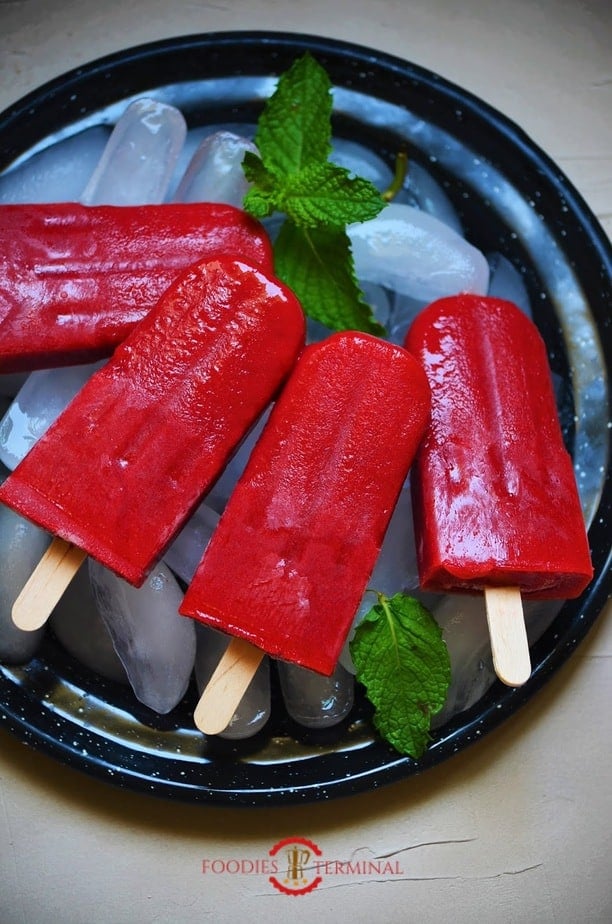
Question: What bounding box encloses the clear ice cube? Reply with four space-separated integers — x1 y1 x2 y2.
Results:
0 492 50 663
174 130 258 207
50 564 128 684
277 660 354 729
0 362 103 470
88 560 196 714
0 126 111 203
348 202 489 301
81 98 187 206
164 503 219 585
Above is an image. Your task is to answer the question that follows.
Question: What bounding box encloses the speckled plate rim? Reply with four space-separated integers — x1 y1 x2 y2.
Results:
0 31 610 806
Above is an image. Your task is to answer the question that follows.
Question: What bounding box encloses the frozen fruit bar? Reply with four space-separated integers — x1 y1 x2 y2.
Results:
0 256 305 587
405 294 593 599
180 331 431 676
0 202 273 372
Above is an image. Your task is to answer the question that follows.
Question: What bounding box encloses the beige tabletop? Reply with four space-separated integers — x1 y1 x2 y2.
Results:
0 2 610 922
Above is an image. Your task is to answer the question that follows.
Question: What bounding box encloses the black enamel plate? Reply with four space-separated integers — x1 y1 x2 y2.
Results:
0 32 610 805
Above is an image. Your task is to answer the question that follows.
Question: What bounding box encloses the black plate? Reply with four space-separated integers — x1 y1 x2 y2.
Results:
0 32 610 806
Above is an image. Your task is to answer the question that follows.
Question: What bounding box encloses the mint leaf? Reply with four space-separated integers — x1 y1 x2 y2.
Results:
279 161 384 227
241 152 278 219
242 150 275 188
349 593 451 758
254 52 333 177
274 220 384 334
243 52 388 335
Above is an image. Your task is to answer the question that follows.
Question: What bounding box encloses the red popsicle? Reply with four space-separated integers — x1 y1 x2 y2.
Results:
181 331 431 734
0 255 305 628
405 294 593 683
0 202 273 373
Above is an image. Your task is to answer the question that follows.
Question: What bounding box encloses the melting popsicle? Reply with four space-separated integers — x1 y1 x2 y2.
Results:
0 255 305 628
180 331 431 734
0 201 273 372
405 294 593 685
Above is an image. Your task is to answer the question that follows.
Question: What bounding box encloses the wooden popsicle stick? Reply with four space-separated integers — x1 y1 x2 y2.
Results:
193 637 264 735
12 537 87 632
484 586 531 687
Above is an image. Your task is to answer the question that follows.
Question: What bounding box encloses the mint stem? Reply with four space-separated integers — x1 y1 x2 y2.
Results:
382 149 409 202
378 592 401 668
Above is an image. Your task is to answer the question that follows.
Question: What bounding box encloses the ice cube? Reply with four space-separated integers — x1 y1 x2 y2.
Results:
401 160 464 234
194 625 271 739
330 138 393 192
340 478 421 674
348 202 489 301
81 99 187 206
430 594 497 726
0 126 111 203
387 290 430 345
487 252 532 315
0 373 29 399
524 598 564 645
50 564 128 684
0 361 103 470
0 489 50 663
164 503 219 585
166 122 258 199
277 661 354 729
174 130 258 207
88 559 196 714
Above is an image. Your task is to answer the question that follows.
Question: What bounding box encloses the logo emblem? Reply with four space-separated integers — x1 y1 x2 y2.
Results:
268 837 323 895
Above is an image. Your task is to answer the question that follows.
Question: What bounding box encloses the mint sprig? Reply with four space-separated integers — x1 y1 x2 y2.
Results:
273 221 383 333
242 52 386 334
349 593 451 758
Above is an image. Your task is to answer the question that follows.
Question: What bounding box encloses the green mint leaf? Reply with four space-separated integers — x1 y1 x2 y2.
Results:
241 152 280 219
243 52 387 333
255 52 333 177
241 150 274 187
279 161 385 228
349 593 451 758
274 220 385 335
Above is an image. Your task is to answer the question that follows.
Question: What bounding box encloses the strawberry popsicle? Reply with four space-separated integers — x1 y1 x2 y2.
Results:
0 255 305 627
0 201 273 373
405 294 593 683
181 331 431 734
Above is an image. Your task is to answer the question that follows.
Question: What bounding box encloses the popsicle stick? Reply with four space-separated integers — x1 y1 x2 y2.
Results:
12 537 87 632
194 637 264 735
484 586 531 687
